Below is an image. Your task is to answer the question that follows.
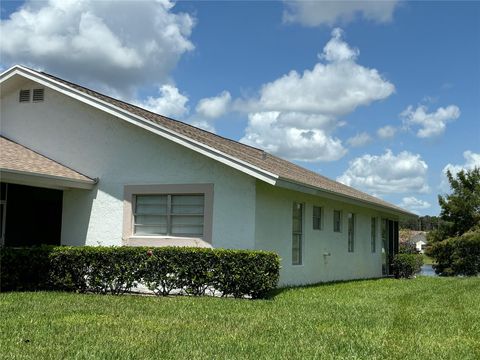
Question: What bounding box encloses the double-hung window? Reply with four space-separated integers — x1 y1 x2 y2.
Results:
333 210 342 232
134 194 204 237
292 202 303 265
371 217 377 253
313 206 323 230
347 213 355 252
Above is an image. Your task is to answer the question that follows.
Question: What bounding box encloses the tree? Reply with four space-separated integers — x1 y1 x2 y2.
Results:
400 215 441 231
431 167 480 242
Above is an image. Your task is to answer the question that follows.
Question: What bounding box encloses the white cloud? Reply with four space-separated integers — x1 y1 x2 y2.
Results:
247 29 394 115
321 28 359 62
441 150 480 190
337 150 429 194
195 91 231 119
399 196 431 213
377 125 397 139
240 28 394 162
134 85 189 118
283 0 400 27
443 150 480 175
0 0 194 97
346 132 372 148
401 104 460 138
242 112 346 162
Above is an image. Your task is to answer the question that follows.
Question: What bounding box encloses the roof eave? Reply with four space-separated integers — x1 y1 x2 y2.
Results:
275 177 416 218
0 168 96 190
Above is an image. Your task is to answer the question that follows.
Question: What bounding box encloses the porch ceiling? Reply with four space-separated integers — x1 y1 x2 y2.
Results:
0 136 96 189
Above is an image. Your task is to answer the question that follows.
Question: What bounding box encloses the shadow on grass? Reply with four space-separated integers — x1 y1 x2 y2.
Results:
263 276 391 300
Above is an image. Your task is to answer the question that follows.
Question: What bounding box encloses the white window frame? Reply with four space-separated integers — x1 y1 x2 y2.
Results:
292 202 304 266
333 210 342 233
371 217 377 253
347 213 355 253
123 184 213 246
134 194 204 237
312 205 323 230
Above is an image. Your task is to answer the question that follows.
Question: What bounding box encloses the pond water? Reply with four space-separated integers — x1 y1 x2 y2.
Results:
420 264 438 277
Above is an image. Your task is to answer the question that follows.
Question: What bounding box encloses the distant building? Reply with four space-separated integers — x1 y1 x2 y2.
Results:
411 232 427 253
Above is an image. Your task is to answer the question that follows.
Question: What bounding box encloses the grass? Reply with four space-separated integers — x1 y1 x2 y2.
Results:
1 277 479 360
423 254 435 265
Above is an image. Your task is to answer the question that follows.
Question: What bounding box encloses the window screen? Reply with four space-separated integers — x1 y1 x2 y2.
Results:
333 210 342 232
134 194 204 237
313 206 322 230
292 202 303 265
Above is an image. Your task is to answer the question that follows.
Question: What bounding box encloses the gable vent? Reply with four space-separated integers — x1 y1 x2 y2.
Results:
19 89 30 103
32 88 45 102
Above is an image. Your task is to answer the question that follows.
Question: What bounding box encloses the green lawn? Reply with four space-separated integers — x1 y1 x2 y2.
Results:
423 254 435 265
1 277 479 360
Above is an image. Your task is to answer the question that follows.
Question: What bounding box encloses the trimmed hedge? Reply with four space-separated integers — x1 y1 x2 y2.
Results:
391 253 423 279
143 248 279 298
1 246 280 299
49 247 146 294
0 245 54 291
427 230 480 276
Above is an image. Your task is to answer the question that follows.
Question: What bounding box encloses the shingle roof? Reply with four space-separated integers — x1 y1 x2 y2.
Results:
23 67 410 215
0 136 94 183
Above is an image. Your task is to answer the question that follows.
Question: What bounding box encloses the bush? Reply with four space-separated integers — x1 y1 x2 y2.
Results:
49 247 146 294
0 245 54 291
427 230 480 276
142 247 280 299
0 246 280 299
399 242 419 254
214 249 280 299
142 247 216 296
391 253 423 279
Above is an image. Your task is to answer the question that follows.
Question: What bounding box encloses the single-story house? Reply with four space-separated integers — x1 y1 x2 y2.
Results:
0 65 414 285
412 232 428 254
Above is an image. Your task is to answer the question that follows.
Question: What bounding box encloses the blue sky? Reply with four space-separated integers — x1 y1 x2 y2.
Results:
1 1 479 215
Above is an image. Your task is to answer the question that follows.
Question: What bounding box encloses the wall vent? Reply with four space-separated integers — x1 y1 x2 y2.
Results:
32 88 45 102
19 89 31 103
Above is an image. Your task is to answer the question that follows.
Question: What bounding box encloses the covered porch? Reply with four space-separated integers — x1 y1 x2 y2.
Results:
0 136 96 246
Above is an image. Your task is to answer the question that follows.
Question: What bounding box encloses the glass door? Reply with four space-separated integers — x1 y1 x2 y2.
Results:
381 219 399 275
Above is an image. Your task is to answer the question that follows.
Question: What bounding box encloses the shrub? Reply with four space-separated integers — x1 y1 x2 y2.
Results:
213 250 280 299
450 231 480 275
142 247 217 296
399 242 419 254
49 247 145 294
0 245 54 291
391 253 423 279
142 247 280 298
428 230 480 276
1 246 280 299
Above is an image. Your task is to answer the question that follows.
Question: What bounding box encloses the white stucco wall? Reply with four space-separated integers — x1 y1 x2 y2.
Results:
1 81 256 249
255 181 396 286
